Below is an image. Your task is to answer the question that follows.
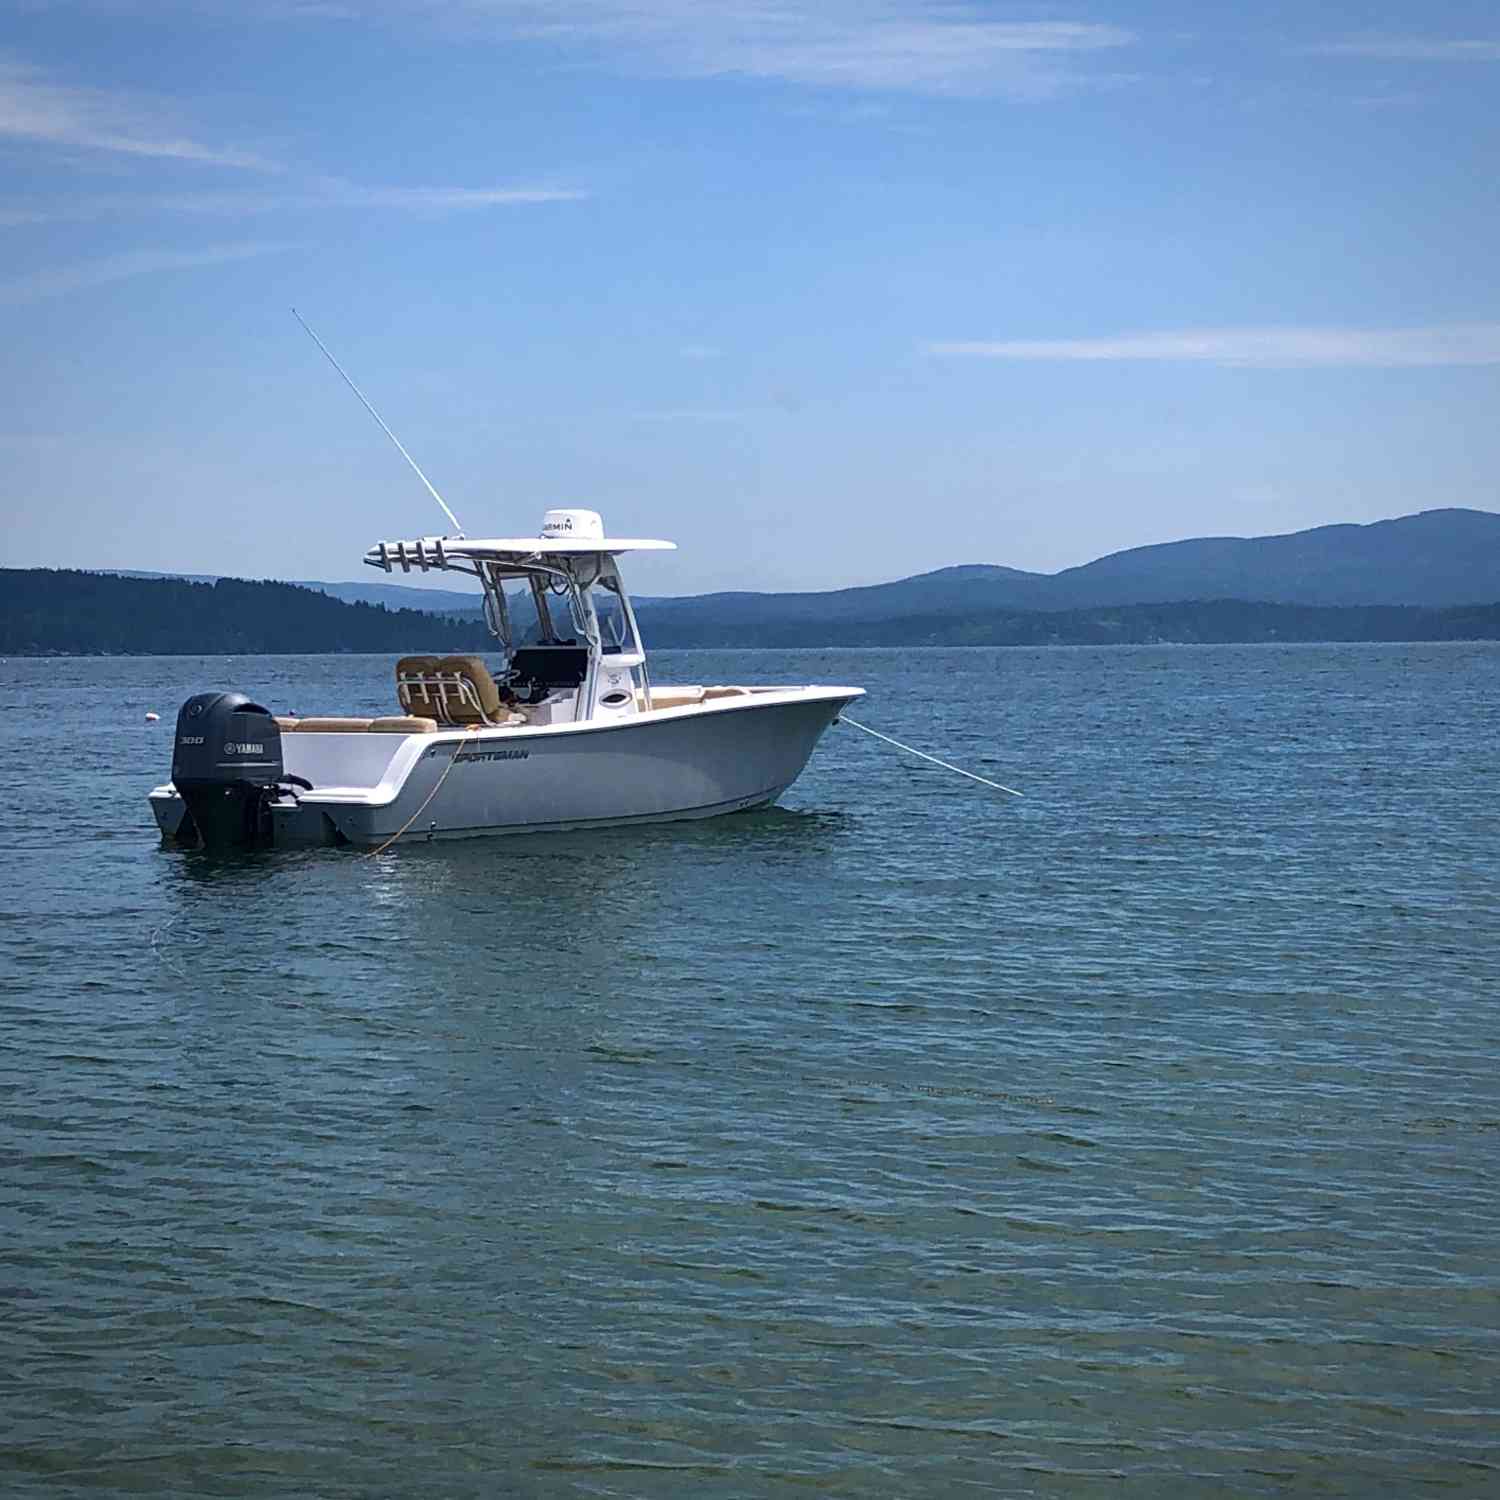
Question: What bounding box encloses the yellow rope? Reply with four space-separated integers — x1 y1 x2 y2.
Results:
359 733 470 858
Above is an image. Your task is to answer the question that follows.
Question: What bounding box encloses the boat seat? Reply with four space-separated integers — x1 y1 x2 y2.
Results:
394 655 441 717
289 717 376 732
278 716 436 734
396 655 505 725
638 686 706 711
395 653 440 676
370 716 438 734
704 686 753 700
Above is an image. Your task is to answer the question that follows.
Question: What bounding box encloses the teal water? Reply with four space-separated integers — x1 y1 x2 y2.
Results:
2 645 1498 1498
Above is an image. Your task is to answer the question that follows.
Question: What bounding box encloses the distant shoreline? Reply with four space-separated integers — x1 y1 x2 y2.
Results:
8 636 1500 661
5 564 1499 655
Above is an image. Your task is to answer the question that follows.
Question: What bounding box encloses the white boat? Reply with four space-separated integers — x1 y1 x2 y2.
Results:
148 509 863 849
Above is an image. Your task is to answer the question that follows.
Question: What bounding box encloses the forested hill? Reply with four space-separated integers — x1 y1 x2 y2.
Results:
5 567 1500 654
636 597 1500 649
2 570 493 656
633 508 1500 628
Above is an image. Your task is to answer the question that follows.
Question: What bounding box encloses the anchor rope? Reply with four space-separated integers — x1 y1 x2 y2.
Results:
360 734 469 858
837 715 1023 798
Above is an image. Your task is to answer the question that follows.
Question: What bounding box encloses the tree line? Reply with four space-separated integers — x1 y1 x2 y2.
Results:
4 568 1498 654
2 570 494 656
637 597 1500 648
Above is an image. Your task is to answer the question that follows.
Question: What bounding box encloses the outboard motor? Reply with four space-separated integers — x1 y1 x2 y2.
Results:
171 692 285 850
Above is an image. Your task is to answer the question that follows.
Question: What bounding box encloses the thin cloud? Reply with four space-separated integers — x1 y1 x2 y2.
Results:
0 55 274 168
0 181 585 223
926 324 1500 369
48 3 1136 97
0 242 303 307
0 55 585 221
442 3 1136 96
314 179 586 210
1311 37 1500 62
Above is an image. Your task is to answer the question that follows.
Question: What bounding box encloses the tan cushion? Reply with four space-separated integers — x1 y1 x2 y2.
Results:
273 716 300 731
369 716 438 734
432 655 503 724
638 686 706 711
395 655 440 717
289 717 375 733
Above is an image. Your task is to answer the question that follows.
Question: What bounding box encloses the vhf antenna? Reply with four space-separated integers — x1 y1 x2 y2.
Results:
292 308 465 537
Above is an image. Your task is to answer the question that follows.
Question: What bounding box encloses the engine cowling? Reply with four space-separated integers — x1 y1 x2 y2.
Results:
171 692 285 849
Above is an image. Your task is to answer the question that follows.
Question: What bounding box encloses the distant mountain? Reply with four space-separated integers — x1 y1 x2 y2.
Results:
25 508 1496 654
109 569 485 616
1047 508 1500 608
105 509 1499 627
636 598 1500 649
634 509 1500 633
8 568 1497 655
291 579 485 614
636 561 1054 628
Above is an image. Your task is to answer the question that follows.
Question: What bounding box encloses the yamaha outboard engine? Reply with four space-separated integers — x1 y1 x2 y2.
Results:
171 692 285 850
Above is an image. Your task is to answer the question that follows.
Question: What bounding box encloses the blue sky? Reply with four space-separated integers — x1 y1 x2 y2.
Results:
2 1 1497 594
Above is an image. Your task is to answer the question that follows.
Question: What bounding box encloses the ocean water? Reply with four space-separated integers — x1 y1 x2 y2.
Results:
2 644 1497 1498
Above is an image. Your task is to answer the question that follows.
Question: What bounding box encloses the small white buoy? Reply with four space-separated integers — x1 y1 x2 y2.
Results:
145 711 160 722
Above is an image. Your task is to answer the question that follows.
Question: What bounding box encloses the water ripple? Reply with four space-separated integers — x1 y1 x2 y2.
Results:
2 645 1498 1496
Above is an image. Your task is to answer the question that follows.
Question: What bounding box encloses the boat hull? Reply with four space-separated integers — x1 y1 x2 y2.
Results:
150 688 861 847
